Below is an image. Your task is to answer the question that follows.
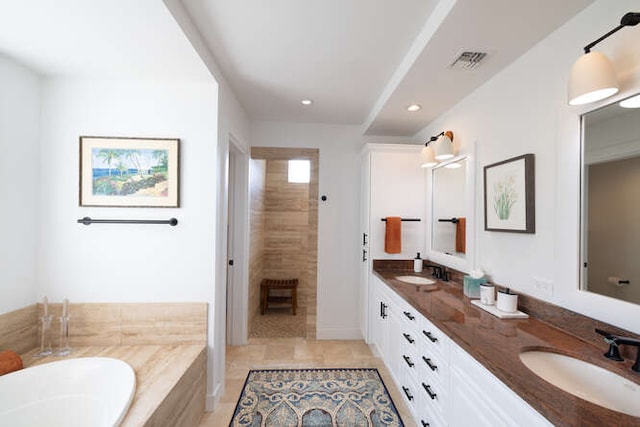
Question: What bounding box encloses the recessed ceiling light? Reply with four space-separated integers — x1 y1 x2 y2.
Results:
301 99 313 106
407 104 422 112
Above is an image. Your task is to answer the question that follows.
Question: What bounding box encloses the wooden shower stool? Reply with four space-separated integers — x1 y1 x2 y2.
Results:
260 278 298 315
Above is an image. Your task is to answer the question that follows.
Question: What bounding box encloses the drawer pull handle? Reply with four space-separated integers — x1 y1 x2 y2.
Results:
402 355 415 367
402 386 414 401
422 356 437 371
422 383 437 400
403 333 415 344
421 421 430 427
422 330 438 343
380 302 388 319
362 249 368 262
403 311 415 321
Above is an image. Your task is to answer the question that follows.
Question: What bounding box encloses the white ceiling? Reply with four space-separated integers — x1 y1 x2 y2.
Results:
0 0 210 81
0 0 595 136
181 0 594 136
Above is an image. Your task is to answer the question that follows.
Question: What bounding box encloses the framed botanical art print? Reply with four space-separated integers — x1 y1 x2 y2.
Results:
79 136 180 207
484 153 535 233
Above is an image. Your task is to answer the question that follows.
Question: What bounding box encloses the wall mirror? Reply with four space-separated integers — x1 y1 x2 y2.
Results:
429 155 474 272
581 92 640 305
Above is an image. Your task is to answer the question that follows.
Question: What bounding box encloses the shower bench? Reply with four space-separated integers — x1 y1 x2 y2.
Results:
260 278 298 315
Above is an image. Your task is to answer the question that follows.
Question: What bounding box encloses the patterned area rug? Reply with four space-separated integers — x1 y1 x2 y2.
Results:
229 368 404 427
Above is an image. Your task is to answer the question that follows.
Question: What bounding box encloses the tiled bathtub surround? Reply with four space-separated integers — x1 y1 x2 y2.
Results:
0 305 38 354
23 344 206 427
1 302 208 427
373 260 640 426
35 302 207 346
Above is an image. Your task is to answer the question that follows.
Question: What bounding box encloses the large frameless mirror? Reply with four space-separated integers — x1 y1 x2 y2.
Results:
581 92 640 305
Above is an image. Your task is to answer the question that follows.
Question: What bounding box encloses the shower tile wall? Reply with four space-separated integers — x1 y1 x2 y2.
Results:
250 147 319 339
263 160 310 311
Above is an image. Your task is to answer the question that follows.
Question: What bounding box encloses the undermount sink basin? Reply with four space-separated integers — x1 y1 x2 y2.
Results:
394 275 435 285
519 350 640 417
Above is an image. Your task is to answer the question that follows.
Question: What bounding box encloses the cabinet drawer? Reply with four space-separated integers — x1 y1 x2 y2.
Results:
409 375 447 427
416 348 449 389
398 375 420 416
418 315 449 359
417 398 447 427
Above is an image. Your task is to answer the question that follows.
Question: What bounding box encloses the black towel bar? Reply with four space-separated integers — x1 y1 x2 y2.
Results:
380 218 421 222
437 217 459 224
78 217 178 226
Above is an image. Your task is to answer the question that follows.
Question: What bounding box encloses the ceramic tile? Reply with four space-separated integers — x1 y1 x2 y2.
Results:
0 304 38 354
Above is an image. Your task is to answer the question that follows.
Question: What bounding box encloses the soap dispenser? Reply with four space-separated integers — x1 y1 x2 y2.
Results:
413 252 423 273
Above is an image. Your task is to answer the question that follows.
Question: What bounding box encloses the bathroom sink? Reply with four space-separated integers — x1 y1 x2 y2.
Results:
394 275 435 285
519 350 640 417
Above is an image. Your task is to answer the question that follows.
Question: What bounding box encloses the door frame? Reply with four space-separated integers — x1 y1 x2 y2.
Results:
226 135 250 345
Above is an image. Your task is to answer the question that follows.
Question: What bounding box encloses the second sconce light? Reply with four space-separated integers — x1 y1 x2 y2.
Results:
421 131 454 168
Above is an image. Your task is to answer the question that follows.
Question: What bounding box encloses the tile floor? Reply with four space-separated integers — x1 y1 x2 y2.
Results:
198 338 415 427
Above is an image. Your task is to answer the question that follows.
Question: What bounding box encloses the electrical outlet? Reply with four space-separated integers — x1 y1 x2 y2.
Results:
534 278 553 298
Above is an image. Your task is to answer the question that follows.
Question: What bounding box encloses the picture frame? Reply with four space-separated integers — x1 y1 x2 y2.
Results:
79 136 180 207
484 153 535 233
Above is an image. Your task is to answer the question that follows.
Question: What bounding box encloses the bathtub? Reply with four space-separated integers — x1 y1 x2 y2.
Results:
0 357 136 427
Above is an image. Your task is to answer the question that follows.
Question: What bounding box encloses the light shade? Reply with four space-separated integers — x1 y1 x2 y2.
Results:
568 51 619 106
434 133 454 160
620 94 640 108
420 146 437 168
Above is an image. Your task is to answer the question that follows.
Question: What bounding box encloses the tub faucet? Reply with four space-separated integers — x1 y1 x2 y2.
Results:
596 328 640 373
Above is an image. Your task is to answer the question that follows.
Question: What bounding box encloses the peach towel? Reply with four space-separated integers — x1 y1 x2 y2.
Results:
456 217 466 254
384 217 402 254
0 349 23 376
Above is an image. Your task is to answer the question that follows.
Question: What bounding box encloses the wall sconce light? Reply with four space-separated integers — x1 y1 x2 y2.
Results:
421 131 454 167
620 93 640 108
420 145 437 168
568 12 640 106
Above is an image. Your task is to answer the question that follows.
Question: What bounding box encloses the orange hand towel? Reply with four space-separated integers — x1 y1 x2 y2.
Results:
0 350 23 376
384 217 402 254
455 217 466 254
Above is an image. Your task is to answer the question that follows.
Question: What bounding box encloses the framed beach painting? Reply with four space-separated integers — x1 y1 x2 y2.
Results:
484 154 535 233
79 136 180 207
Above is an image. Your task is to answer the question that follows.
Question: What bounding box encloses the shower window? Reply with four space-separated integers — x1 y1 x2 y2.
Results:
288 160 310 183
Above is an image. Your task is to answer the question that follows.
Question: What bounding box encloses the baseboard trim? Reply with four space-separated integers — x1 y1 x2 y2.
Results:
315 327 363 340
205 383 221 412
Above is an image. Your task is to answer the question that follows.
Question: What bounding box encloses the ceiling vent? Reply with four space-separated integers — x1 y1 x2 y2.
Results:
449 51 488 70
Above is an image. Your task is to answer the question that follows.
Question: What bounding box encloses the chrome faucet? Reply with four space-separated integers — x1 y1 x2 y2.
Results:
596 328 640 373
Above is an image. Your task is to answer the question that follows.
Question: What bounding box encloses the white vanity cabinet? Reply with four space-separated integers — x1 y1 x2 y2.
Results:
370 278 552 427
395 295 450 427
449 343 552 427
370 274 402 380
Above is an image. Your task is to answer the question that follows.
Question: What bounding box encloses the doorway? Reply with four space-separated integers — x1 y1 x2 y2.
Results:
248 147 319 339
226 137 250 346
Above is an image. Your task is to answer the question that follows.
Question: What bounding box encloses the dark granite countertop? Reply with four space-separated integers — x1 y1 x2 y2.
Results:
372 265 640 427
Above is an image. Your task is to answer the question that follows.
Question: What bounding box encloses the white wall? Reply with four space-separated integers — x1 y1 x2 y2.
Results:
414 0 640 334
37 78 217 303
369 147 426 260
250 122 363 339
0 54 40 314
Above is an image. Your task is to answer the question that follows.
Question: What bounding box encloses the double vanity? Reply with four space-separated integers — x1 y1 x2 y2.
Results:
369 260 640 427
